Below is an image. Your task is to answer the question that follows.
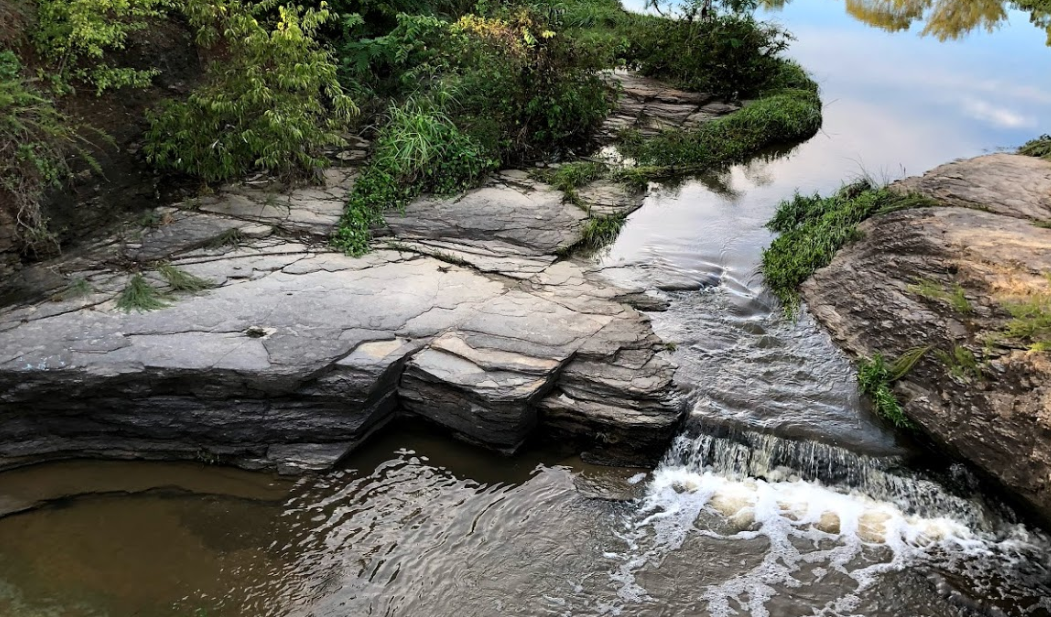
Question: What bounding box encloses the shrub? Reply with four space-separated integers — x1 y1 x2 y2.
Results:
33 0 172 93
450 9 615 161
333 7 616 255
336 13 462 98
145 0 357 183
627 2 792 99
0 50 87 255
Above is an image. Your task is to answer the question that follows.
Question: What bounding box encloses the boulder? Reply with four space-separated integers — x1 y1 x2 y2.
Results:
801 153 1051 524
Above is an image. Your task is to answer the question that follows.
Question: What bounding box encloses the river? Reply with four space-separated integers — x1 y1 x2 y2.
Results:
2 0 1050 615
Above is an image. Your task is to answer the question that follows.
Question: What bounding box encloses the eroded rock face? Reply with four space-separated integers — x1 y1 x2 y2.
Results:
599 73 741 141
801 153 1051 524
0 158 682 473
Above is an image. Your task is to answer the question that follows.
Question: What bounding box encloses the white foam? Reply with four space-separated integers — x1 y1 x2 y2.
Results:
606 464 1049 617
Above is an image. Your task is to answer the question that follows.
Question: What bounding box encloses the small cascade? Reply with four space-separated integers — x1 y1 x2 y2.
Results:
605 427 1051 617
662 428 993 529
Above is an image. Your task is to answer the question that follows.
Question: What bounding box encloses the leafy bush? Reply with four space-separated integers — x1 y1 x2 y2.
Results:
627 4 792 99
450 9 615 160
761 182 936 311
336 13 462 98
333 6 616 255
342 8 614 157
332 101 495 255
145 0 356 183
33 0 172 93
0 50 87 255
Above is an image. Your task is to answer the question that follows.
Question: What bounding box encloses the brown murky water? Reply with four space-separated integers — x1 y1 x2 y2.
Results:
3 0 1051 615
2 427 1049 617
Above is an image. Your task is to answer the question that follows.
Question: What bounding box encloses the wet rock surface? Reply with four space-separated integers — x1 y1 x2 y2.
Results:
801 153 1051 524
0 153 682 473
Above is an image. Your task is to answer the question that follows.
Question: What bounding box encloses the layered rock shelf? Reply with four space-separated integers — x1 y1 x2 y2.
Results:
0 170 684 474
0 74 754 473
801 153 1051 524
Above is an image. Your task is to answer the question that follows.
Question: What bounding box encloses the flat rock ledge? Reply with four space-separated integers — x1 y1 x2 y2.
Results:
0 162 683 473
801 153 1051 525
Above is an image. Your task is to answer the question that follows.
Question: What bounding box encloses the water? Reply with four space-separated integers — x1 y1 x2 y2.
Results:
3 1 1051 615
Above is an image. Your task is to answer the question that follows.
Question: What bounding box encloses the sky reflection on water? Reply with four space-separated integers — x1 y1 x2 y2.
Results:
624 0 1051 191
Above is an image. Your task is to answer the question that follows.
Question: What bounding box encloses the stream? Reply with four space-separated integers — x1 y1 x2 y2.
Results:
2 0 1051 615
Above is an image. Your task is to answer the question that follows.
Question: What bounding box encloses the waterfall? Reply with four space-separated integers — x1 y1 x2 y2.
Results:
604 426 1051 617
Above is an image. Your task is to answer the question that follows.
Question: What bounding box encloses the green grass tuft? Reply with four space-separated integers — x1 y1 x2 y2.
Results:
158 264 215 293
205 228 246 250
888 344 933 381
857 353 916 429
760 181 938 312
934 345 982 382
534 161 616 210
907 278 972 314
333 102 496 256
580 213 627 250
545 161 609 192
55 277 92 301
1002 293 1051 352
116 274 169 312
1019 134 1051 160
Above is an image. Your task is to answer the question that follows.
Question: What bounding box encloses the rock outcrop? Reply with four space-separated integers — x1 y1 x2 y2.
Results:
0 72 750 473
801 153 1051 524
0 162 683 473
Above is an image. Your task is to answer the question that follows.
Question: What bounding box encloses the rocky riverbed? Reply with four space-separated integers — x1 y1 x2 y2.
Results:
0 75 735 474
802 152 1051 525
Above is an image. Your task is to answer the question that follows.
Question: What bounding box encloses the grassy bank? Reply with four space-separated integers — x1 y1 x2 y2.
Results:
617 61 821 178
761 182 935 312
333 0 824 254
1 0 823 259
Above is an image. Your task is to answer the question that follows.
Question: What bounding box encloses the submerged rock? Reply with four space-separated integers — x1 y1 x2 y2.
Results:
801 153 1051 525
0 161 683 473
